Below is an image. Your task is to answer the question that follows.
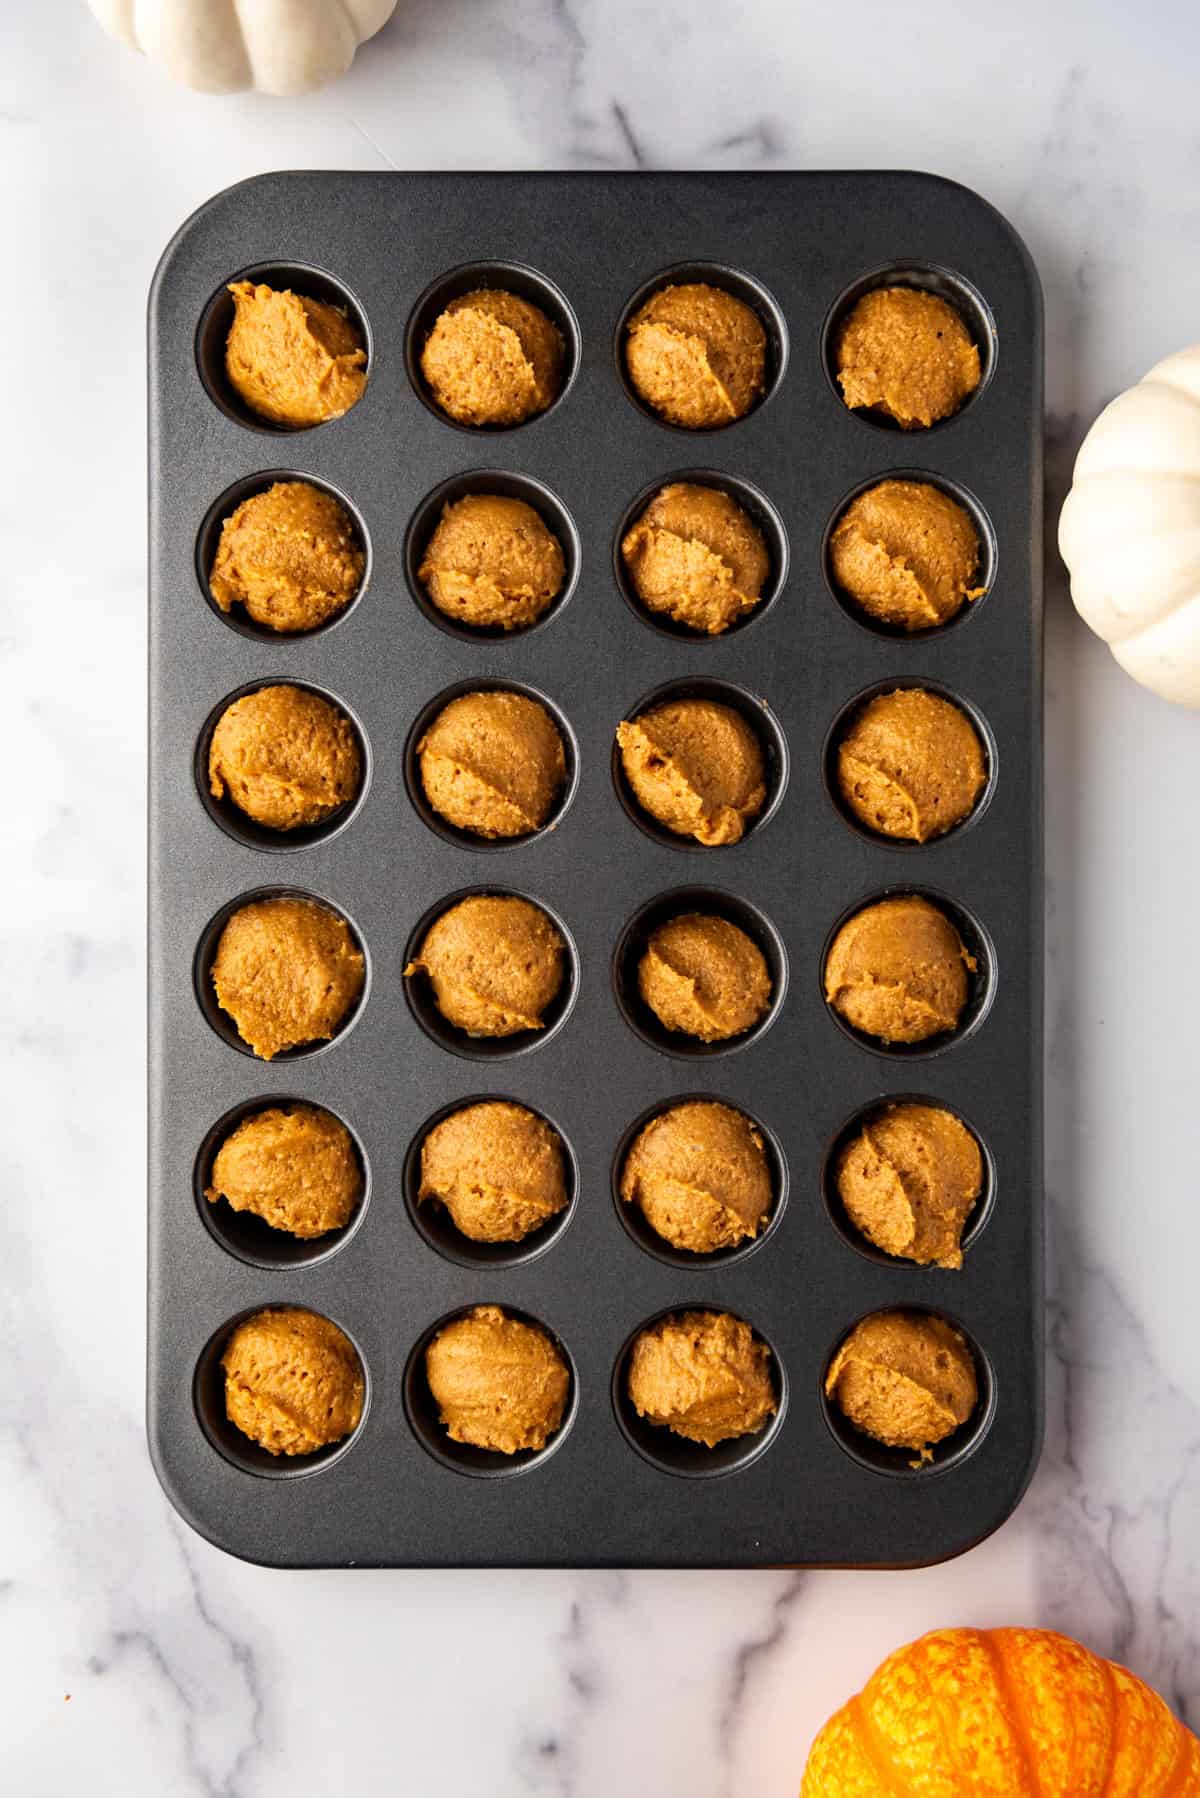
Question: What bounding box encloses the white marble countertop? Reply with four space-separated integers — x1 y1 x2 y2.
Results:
4 2 1200 1791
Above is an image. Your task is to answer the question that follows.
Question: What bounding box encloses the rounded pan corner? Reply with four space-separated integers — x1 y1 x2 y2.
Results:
144 1401 302 1570
144 1409 248 1568
147 170 316 332
886 167 1044 319
896 1415 1046 1573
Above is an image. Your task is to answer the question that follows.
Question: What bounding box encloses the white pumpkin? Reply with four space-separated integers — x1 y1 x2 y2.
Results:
1059 343 1200 707
88 0 397 96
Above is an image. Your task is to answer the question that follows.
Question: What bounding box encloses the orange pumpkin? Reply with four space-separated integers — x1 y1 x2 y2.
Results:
802 1627 1200 1796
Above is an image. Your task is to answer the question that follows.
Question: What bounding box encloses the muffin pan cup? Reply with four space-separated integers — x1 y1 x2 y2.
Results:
149 171 1042 1568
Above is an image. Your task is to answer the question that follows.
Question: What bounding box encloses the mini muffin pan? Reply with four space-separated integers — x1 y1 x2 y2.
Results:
148 171 1043 1567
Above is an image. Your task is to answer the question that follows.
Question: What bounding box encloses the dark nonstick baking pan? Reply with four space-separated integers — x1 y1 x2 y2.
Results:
148 171 1043 1567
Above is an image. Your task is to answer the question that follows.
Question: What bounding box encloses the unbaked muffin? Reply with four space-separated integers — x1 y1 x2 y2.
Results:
620 482 770 634
836 1103 983 1268
829 479 983 631
626 283 766 428
418 1100 568 1244
627 1311 776 1447
206 1103 363 1239
824 894 974 1046
825 1310 977 1462
420 290 565 427
617 698 766 846
418 493 566 632
417 690 566 839
210 895 365 1059
637 912 771 1044
208 684 361 831
621 1100 772 1253
835 286 980 428
224 280 367 427
424 1305 569 1454
222 1307 364 1455
209 480 364 635
405 894 566 1038
835 688 987 842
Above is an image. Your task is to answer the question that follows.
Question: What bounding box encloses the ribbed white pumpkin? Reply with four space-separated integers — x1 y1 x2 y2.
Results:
88 0 397 96
1059 343 1200 707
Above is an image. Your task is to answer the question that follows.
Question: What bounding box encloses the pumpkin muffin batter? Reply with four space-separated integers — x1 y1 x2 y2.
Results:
206 1102 363 1239
211 896 365 1060
418 493 566 632
417 690 566 839
621 482 771 634
424 1305 569 1454
224 280 367 428
626 283 767 429
836 688 987 842
627 1311 776 1447
209 480 364 634
837 1103 983 1268
830 479 984 632
418 1100 568 1244
405 894 565 1038
420 289 565 427
222 1306 364 1456
638 912 771 1044
825 1310 977 1461
621 1100 772 1254
617 698 767 846
825 894 974 1046
208 684 361 831
835 286 981 429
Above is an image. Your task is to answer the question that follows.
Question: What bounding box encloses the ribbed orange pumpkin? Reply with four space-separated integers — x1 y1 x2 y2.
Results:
802 1627 1200 1796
